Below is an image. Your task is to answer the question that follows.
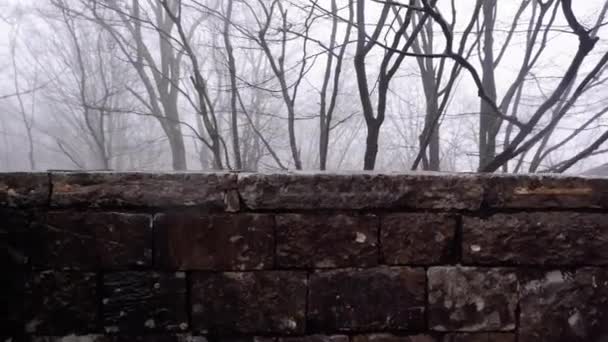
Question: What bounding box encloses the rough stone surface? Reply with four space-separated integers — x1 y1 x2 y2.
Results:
1 270 25 337
308 267 426 332
155 213 273 270
428 267 518 332
463 213 608 266
32 212 152 269
276 214 378 268
1 208 31 269
0 173 49 207
519 268 608 342
191 271 307 334
353 334 437 342
483 174 608 209
238 173 483 210
381 214 456 265
102 272 188 333
51 172 236 208
24 271 97 335
32 335 207 342
277 335 349 342
441 333 515 342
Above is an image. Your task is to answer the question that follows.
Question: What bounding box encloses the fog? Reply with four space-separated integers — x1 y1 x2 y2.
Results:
0 0 607 173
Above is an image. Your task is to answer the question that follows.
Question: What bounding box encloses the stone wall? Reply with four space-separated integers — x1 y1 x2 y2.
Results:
3 172 608 342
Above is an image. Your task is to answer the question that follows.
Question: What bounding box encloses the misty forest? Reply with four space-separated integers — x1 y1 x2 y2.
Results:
1 0 608 173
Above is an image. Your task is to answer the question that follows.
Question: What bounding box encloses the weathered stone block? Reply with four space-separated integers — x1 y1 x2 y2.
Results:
32 335 207 342
519 268 608 342
482 174 608 209
381 214 456 265
428 267 518 331
32 212 152 269
441 333 515 342
154 213 273 270
1 270 25 336
308 267 426 332
1 209 31 269
191 271 307 334
51 172 236 209
463 213 608 266
276 214 378 268
278 335 349 342
238 173 483 210
102 272 188 333
0 173 49 207
24 271 97 335
353 334 437 342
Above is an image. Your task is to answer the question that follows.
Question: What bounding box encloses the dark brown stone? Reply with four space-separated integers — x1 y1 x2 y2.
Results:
353 334 437 342
102 272 188 333
381 214 456 265
238 173 483 210
50 172 236 209
308 267 426 332
155 213 273 270
1 270 25 336
428 267 518 332
519 268 608 342
24 271 97 335
191 271 307 334
278 335 349 342
0 209 31 269
276 214 378 268
441 333 515 342
32 336 207 342
463 213 608 266
483 174 608 209
32 212 152 269
0 173 49 207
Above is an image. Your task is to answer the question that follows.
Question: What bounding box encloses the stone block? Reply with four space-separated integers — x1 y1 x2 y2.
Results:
102 272 188 333
308 267 426 331
482 174 608 209
519 268 608 342
428 267 518 331
155 213 273 270
33 212 152 269
0 173 49 207
463 213 608 266
191 271 307 334
238 173 483 210
381 214 457 265
276 214 378 268
51 172 236 209
24 271 97 335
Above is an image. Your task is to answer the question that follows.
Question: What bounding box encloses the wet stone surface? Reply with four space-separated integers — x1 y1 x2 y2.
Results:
0 173 49 207
1 208 32 269
238 173 483 210
31 335 208 342
191 271 307 334
32 212 152 269
463 212 608 266
353 334 437 342
51 172 236 209
428 267 518 332
154 213 274 270
276 214 378 268
381 213 457 265
102 272 188 333
519 268 608 342
441 333 515 342
308 267 426 332
24 271 98 335
482 174 608 209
